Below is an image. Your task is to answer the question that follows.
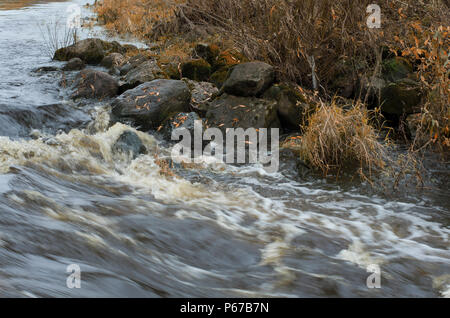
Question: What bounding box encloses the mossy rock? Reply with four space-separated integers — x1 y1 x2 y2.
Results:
381 78 422 115
181 59 211 82
161 62 181 80
194 43 220 66
382 57 413 82
210 66 233 88
213 49 248 72
263 84 311 131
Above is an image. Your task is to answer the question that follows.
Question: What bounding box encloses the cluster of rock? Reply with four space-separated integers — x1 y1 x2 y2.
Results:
49 38 425 157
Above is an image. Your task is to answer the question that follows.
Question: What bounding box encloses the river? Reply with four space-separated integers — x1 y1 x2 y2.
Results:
0 0 449 297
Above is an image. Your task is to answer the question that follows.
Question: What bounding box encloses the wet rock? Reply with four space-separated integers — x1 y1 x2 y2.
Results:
263 84 312 131
160 112 203 141
121 59 166 91
204 93 280 133
112 130 147 159
32 66 59 73
71 69 119 99
380 78 422 115
183 79 219 113
181 59 211 82
62 58 86 71
111 79 191 131
29 129 41 140
222 61 275 97
53 38 126 64
100 52 126 69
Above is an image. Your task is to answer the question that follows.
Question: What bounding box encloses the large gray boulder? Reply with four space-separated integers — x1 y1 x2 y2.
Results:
222 61 275 96
204 93 280 133
71 69 119 99
111 79 191 130
54 38 126 64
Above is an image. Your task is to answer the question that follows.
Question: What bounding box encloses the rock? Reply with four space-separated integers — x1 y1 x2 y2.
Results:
181 59 211 82
119 53 150 75
112 130 147 159
380 78 422 115
29 129 41 140
111 79 191 130
32 66 59 73
194 43 220 66
210 67 232 89
183 79 219 113
160 112 203 141
62 58 86 71
100 53 126 69
204 93 280 133
222 61 275 97
263 84 311 131
382 57 413 82
71 69 119 99
121 59 166 91
54 38 126 64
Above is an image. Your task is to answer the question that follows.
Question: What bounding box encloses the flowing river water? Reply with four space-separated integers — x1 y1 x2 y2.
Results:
0 0 449 298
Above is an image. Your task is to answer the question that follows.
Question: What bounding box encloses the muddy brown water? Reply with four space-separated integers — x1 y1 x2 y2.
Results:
0 0 449 297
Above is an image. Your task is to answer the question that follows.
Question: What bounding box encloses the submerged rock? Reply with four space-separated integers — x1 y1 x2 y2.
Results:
71 69 119 99
32 66 59 73
111 79 191 131
112 130 147 159
222 61 275 97
62 58 85 71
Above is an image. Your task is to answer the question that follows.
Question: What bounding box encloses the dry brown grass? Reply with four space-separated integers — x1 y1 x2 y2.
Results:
94 0 182 38
299 101 388 179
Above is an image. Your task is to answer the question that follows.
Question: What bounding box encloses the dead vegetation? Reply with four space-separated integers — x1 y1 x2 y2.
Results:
92 0 449 183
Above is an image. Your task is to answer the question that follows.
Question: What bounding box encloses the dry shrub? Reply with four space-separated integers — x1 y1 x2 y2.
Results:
396 23 449 153
94 0 183 38
299 101 388 178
